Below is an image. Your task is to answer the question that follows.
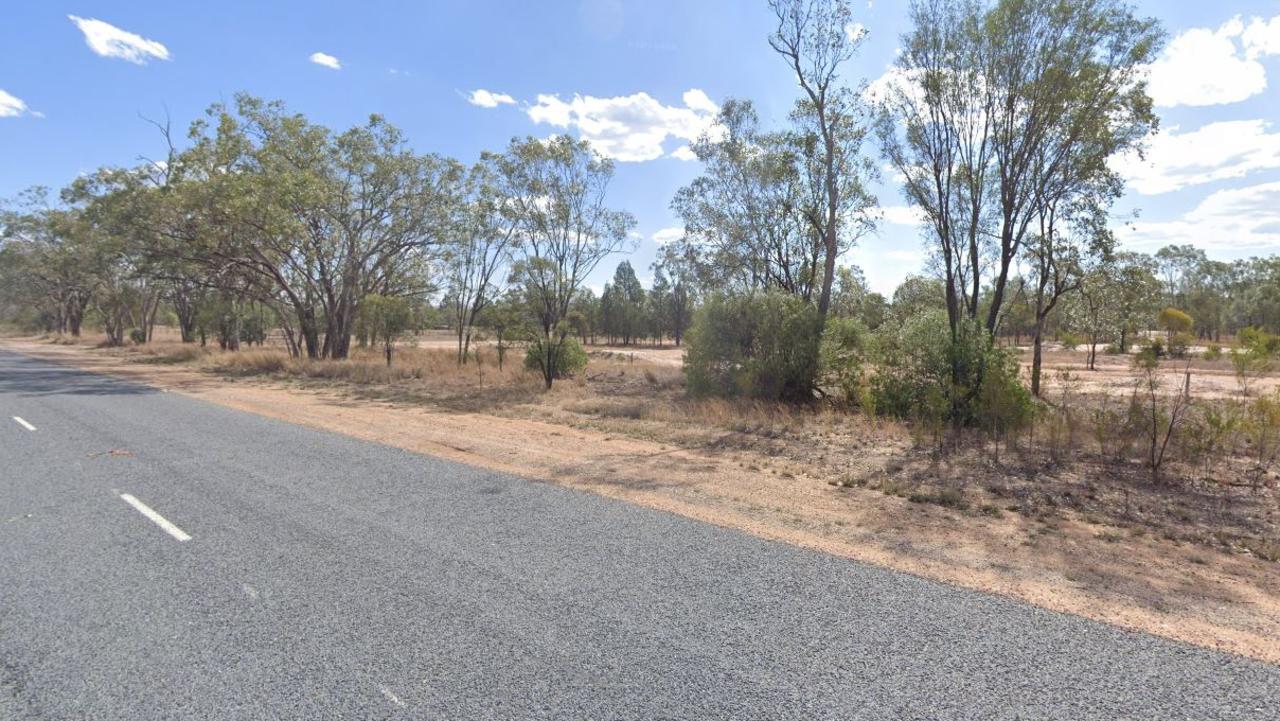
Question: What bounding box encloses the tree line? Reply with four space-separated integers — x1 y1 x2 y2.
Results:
0 96 634 388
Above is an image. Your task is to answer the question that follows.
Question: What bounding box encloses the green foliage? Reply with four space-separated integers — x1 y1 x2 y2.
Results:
1168 332 1194 359
868 311 1034 435
1239 327 1280 356
523 335 588 380
1059 331 1083 351
1158 307 1193 335
683 292 821 402
1204 342 1223 361
359 294 414 365
818 316 868 404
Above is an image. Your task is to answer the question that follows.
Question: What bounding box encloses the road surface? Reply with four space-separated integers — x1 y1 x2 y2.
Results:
1 348 1276 720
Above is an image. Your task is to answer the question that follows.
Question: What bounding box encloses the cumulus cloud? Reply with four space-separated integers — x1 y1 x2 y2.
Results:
68 15 169 64
309 52 341 70
651 227 685 245
1117 181 1280 252
1147 15 1280 107
1116 119 1280 195
525 89 720 162
0 89 32 118
468 89 515 108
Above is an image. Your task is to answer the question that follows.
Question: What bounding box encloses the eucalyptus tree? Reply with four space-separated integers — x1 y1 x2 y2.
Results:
671 100 815 296
768 0 879 321
879 0 1163 345
445 158 518 364
0 190 100 337
176 94 458 359
495 135 635 389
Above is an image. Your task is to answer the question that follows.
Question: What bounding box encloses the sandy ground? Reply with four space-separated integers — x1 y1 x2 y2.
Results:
4 336 1278 665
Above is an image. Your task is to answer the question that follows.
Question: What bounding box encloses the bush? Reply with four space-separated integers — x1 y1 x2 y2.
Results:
523 335 588 380
1168 332 1194 359
818 316 868 405
684 292 821 402
129 328 147 345
1239 327 1280 356
1204 342 1223 361
1059 331 1083 351
1158 307 1193 335
869 311 1034 435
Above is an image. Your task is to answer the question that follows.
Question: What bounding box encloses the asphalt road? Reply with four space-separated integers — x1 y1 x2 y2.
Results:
1 348 1277 720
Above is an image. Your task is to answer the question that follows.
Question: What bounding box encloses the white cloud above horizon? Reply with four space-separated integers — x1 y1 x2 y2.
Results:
309 52 341 70
1148 14 1280 107
525 89 720 162
1117 181 1280 253
468 89 515 108
68 15 169 65
1117 119 1280 195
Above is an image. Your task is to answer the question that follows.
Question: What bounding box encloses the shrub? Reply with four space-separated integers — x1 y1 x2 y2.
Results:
129 328 147 345
1204 342 1223 361
1239 327 1280 356
523 335 587 380
683 292 821 402
869 311 1034 436
1168 332 1194 359
1157 307 1193 335
1059 331 1083 351
818 316 868 405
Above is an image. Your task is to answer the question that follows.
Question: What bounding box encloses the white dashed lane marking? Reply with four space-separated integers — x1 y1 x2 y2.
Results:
119 493 192 542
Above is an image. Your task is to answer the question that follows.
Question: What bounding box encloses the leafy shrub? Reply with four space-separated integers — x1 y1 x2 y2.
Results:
1204 342 1223 361
869 311 1034 435
1168 332 1194 359
129 328 147 345
818 316 868 405
1157 307 1193 335
523 335 588 380
1239 327 1280 356
684 292 821 402
1059 331 1083 351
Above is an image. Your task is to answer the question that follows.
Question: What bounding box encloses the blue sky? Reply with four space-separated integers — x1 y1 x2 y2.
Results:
3 1 1280 295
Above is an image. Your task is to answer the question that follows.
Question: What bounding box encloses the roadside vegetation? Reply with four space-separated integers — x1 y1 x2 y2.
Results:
2 0 1279 574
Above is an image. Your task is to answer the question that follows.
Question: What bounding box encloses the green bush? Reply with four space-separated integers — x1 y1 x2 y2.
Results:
818 316 868 405
1168 332 1194 359
869 311 1034 434
1204 342 1223 361
683 292 821 402
1239 327 1280 356
129 328 147 345
524 335 588 380
1059 331 1083 351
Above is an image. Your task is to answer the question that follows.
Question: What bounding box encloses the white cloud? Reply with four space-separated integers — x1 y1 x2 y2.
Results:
468 89 515 108
68 15 169 65
1243 15 1280 59
1117 181 1280 252
1117 119 1280 195
1147 15 1280 107
309 52 341 70
880 205 926 227
0 89 31 118
526 89 720 162
651 227 684 245
669 145 697 161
